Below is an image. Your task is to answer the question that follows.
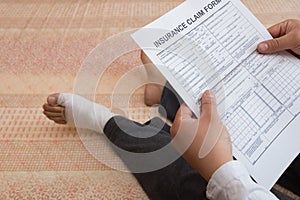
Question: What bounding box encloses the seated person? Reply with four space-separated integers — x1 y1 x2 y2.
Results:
43 19 300 199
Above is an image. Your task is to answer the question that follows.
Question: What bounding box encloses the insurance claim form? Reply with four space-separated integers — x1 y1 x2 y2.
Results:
132 0 300 189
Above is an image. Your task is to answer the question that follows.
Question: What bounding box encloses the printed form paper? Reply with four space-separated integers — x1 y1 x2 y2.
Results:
132 0 300 189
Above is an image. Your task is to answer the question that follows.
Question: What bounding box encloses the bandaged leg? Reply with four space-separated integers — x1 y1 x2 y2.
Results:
58 93 116 133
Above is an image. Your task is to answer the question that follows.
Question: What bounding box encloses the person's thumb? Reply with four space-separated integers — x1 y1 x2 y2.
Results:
201 90 217 117
257 33 294 54
178 104 194 119
171 104 193 137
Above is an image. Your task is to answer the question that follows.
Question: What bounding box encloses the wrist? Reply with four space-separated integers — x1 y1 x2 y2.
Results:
194 149 233 181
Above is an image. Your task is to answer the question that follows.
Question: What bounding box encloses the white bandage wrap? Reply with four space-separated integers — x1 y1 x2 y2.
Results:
57 93 116 133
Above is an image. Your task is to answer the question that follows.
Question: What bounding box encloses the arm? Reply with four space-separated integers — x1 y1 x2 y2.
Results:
170 90 278 200
257 19 300 56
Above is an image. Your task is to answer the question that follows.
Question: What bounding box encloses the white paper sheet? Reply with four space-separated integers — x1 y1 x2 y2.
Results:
132 0 300 189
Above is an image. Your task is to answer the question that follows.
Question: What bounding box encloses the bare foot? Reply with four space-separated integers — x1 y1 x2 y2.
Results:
43 93 67 124
141 51 165 106
43 93 115 132
144 84 164 106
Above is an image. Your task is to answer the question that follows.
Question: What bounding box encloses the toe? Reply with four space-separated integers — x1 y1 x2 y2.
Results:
43 111 63 118
47 93 60 105
50 117 65 122
55 120 67 125
43 103 65 113
45 115 66 125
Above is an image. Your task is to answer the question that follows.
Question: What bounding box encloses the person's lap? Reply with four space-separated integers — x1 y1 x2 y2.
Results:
103 82 207 199
104 115 207 200
104 82 298 199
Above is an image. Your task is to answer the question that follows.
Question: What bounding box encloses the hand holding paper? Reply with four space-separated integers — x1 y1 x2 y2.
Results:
258 19 300 55
132 0 300 189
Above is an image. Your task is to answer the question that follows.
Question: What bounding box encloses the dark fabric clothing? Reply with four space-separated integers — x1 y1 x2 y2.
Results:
277 154 300 196
103 82 207 200
103 82 298 200
104 116 207 200
159 82 183 122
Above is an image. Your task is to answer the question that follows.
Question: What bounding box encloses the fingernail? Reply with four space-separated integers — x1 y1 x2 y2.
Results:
259 43 268 52
206 90 214 98
48 96 56 105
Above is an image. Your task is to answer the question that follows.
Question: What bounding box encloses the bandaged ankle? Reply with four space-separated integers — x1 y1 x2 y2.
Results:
57 93 116 133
